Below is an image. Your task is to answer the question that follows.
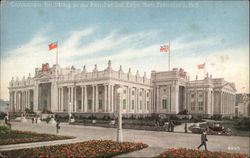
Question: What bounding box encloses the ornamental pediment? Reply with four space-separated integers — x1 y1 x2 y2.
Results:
223 83 237 92
35 72 53 80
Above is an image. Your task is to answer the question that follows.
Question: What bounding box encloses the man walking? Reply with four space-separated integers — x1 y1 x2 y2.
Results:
56 120 60 134
198 131 208 151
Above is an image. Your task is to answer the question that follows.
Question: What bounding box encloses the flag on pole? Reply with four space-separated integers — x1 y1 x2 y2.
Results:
49 41 58 51
160 45 169 52
198 63 205 69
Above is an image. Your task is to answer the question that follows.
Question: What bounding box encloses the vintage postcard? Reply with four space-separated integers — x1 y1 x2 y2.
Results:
0 1 249 158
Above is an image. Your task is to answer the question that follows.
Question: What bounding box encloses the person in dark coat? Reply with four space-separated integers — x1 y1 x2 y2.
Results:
56 120 61 134
184 123 188 133
197 131 208 151
170 120 174 132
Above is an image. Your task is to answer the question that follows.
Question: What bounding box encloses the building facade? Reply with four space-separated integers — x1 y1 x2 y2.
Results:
8 61 237 117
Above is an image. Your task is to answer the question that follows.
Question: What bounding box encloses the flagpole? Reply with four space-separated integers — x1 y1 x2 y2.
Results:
169 41 170 71
204 63 206 78
56 41 58 65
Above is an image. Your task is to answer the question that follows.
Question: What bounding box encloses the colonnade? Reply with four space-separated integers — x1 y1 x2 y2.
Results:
9 89 32 112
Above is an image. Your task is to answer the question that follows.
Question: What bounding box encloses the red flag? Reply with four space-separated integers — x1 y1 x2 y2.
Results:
160 45 169 52
198 63 205 69
49 41 58 51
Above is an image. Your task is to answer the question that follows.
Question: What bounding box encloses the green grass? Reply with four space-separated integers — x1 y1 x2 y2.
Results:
0 126 74 145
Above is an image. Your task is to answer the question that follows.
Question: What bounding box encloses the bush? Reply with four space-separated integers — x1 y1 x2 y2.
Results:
234 118 250 131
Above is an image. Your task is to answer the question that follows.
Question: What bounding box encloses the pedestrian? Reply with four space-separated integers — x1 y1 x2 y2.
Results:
170 120 174 132
184 123 188 133
56 120 60 134
35 116 38 124
32 117 34 124
167 120 170 132
4 115 8 125
197 131 208 151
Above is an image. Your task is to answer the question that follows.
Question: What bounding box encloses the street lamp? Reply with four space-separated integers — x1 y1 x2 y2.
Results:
117 87 123 143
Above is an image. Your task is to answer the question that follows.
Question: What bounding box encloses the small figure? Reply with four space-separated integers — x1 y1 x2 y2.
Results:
56 120 60 134
184 123 188 133
4 115 8 125
169 120 174 132
32 117 34 124
35 116 38 124
197 131 208 151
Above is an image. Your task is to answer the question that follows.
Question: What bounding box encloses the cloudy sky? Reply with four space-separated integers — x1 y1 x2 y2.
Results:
1 1 249 100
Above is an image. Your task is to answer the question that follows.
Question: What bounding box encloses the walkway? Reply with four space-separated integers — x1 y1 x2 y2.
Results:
0 122 249 157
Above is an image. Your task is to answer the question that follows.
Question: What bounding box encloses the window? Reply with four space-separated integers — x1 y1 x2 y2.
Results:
131 100 135 110
191 102 195 111
123 90 126 94
123 99 126 110
139 101 142 110
191 94 195 98
132 91 135 95
198 102 203 111
140 91 142 96
162 99 168 109
98 99 102 109
88 99 92 110
147 101 150 111
147 93 149 97
199 94 203 98
99 91 102 95
163 89 166 92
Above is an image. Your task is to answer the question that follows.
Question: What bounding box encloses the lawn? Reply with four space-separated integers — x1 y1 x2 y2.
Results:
0 140 148 158
0 126 74 145
156 148 248 158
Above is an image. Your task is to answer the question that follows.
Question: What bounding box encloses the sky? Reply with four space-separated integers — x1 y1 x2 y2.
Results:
0 1 249 100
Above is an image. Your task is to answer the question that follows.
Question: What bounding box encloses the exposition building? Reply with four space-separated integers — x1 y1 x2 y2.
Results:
8 60 237 117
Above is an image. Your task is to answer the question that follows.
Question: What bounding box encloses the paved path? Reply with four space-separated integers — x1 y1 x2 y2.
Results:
0 122 249 157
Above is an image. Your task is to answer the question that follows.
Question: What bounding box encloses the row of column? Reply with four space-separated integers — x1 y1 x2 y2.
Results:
58 84 115 113
9 90 31 112
221 91 235 115
57 84 151 113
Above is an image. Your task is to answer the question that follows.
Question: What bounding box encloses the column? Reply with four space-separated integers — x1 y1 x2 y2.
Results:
104 84 107 112
61 87 64 112
84 85 87 112
81 86 84 112
92 85 95 112
74 87 77 112
128 86 131 112
156 86 160 113
107 84 110 112
111 84 114 113
21 91 24 110
25 90 28 109
96 85 99 112
58 88 60 112
71 87 74 112
68 87 71 112
17 91 20 111
126 86 129 113
135 87 138 113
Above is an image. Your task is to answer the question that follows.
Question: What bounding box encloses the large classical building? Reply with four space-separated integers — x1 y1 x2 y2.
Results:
8 61 237 117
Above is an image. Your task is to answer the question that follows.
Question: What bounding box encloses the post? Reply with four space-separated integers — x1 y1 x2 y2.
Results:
56 41 58 65
117 87 123 143
168 41 170 71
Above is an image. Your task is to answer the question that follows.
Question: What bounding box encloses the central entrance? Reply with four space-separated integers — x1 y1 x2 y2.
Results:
38 83 51 111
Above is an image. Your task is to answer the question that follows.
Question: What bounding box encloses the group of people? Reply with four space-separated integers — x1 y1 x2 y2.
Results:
164 120 175 132
31 116 40 124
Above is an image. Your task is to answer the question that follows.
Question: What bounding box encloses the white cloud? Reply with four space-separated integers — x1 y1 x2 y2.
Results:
1 29 249 101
